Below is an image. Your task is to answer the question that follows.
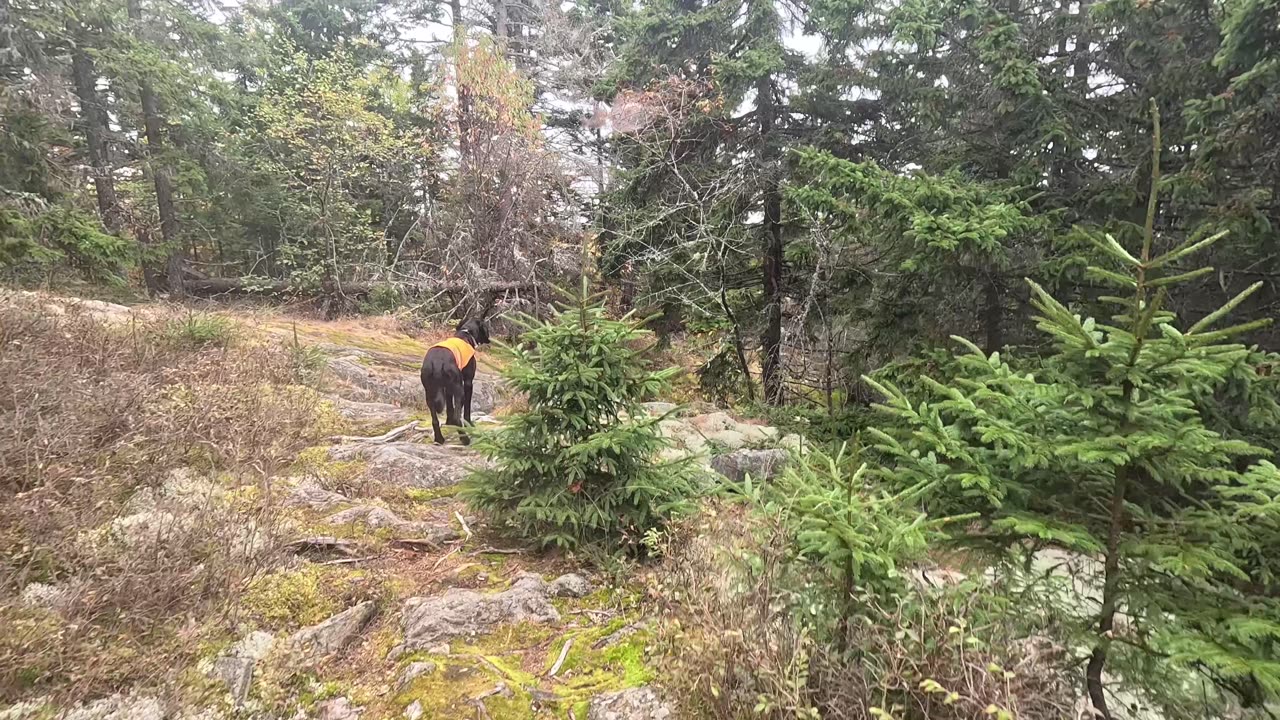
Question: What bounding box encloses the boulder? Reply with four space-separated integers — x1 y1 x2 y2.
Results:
328 442 471 489
704 429 747 450
779 434 804 451
736 424 777 445
642 402 678 416
285 602 375 664
688 412 735 434
548 573 591 598
709 449 789 483
285 481 350 511
399 573 588 652
587 687 673 720
403 700 423 720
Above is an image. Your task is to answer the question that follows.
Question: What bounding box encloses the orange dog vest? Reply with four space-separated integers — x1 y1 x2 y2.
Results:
432 336 476 370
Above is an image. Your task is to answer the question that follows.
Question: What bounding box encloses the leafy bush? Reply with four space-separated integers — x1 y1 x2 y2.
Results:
461 278 700 551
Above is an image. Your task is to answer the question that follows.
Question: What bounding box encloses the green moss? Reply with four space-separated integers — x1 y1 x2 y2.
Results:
393 658 537 720
404 485 459 503
242 565 366 629
291 446 366 484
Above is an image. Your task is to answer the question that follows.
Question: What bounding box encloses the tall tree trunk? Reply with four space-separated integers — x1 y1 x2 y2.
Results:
0 0 20 80
453 0 472 166
69 30 121 233
128 0 183 296
983 274 1003 353
758 74 784 406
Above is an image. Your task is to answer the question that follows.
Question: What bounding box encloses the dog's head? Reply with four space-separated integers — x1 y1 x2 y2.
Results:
457 318 490 346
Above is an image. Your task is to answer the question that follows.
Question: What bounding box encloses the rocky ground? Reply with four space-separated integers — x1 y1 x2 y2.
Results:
3 296 803 720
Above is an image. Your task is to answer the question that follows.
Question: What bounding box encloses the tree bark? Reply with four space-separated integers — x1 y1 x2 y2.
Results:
69 29 121 233
983 274 1003 353
1086 470 1128 720
758 74 785 406
453 0 472 166
128 0 184 296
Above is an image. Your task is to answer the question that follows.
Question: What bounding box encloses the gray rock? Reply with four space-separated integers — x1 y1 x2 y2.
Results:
688 412 735 434
285 601 375 664
398 661 437 689
587 687 673 720
642 402 678 416
210 657 253 708
209 631 274 707
549 574 591 598
326 505 411 530
736 424 777 445
0 700 49 719
705 429 747 450
315 697 362 720
593 622 648 650
285 481 350 511
327 355 507 414
283 536 359 558
20 582 76 613
399 573 575 651
327 355 422 408
324 505 447 538
709 449 789 483
331 398 414 425
779 433 804 451
403 700 423 720
470 373 506 415
328 442 472 489
58 694 165 720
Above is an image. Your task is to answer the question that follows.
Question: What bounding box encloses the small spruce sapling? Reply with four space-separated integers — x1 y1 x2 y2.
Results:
864 102 1280 718
461 276 700 551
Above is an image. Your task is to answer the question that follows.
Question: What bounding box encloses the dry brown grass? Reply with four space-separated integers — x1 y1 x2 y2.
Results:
0 295 333 703
651 503 1077 720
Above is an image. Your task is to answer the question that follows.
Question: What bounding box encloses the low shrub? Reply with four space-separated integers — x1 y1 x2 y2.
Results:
161 310 239 349
0 295 329 702
652 451 1078 720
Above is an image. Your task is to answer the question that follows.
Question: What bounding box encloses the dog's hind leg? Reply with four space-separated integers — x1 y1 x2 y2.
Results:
445 383 469 446
427 388 446 444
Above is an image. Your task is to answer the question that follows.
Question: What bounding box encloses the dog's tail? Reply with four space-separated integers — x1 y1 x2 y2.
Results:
426 385 447 414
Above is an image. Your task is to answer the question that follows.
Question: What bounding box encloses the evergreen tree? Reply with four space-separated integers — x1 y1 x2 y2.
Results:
461 277 700 551
864 105 1280 718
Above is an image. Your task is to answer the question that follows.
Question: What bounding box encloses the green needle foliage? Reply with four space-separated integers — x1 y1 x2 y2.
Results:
461 277 700 552
864 104 1280 718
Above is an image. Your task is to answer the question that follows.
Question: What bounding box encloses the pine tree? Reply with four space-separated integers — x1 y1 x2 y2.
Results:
461 277 700 551
864 104 1280 717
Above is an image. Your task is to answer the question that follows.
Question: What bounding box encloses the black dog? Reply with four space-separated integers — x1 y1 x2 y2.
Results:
420 318 490 445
